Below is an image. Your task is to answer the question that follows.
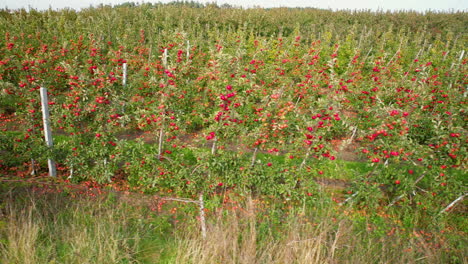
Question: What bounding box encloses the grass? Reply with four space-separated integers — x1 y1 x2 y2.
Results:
0 181 465 264
0 183 178 263
173 195 467 264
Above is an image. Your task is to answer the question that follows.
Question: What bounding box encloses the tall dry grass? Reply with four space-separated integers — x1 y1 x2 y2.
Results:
0 187 464 264
1 204 42 264
174 197 463 264
0 188 144 263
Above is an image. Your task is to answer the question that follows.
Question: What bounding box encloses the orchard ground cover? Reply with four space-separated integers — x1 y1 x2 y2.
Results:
0 177 466 263
0 3 467 263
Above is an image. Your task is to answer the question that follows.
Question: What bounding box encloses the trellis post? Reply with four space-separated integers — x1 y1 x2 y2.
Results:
122 62 127 87
187 40 190 61
163 48 168 69
40 87 56 177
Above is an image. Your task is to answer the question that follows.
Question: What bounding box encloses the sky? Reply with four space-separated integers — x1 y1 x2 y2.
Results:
1 0 467 12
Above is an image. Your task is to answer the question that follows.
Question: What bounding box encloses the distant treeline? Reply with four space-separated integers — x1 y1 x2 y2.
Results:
0 1 466 42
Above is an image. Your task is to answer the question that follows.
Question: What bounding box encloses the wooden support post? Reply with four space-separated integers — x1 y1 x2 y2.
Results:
163 48 168 69
158 127 164 159
211 136 217 155
40 87 56 177
251 147 258 167
122 62 127 87
199 192 207 239
186 40 190 61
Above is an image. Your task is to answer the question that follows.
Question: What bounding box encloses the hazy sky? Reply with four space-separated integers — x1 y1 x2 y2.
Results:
2 0 467 12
